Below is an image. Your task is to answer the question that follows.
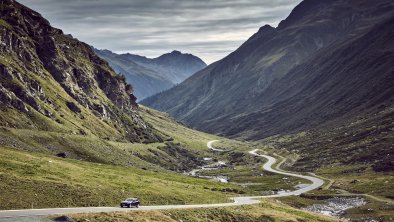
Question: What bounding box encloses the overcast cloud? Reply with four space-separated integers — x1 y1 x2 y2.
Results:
18 0 302 64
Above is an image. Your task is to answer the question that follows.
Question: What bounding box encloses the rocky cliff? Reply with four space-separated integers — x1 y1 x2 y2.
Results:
0 0 161 143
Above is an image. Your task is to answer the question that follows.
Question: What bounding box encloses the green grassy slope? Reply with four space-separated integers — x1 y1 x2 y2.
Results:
70 200 338 222
0 105 349 221
0 106 228 171
140 106 220 153
0 147 244 210
0 104 259 210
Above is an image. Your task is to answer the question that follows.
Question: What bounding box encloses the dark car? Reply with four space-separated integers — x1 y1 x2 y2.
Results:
120 198 140 208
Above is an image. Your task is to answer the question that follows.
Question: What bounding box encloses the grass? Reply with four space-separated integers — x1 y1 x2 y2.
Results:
141 106 220 154
252 108 394 221
277 192 394 222
0 107 232 171
316 165 394 200
269 164 394 222
276 196 325 208
1 104 254 174
199 165 310 192
0 147 246 210
0 127 166 170
70 200 338 222
190 139 312 195
0 19 12 30
5 103 388 221
259 107 394 173
0 104 341 222
256 50 286 68
342 197 394 222
0 105 262 210
0 105 348 221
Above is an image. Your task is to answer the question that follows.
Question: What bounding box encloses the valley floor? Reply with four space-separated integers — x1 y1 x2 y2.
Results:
0 141 331 221
0 107 392 222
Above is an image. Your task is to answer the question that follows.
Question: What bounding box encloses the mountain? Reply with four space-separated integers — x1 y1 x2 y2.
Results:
0 0 161 143
94 49 207 100
93 49 173 100
142 0 394 140
118 50 207 84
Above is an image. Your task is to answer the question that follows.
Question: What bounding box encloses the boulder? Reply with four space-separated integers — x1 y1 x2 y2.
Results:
56 152 67 158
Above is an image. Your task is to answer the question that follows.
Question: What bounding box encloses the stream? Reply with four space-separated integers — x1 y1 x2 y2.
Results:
186 159 229 183
303 197 367 217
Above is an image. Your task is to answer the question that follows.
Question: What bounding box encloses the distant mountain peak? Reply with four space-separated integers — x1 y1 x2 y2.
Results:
258 24 274 33
170 50 182 54
159 50 197 59
277 0 333 30
123 52 148 59
94 49 207 100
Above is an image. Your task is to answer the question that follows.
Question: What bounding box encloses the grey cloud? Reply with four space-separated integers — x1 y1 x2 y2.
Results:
18 0 302 63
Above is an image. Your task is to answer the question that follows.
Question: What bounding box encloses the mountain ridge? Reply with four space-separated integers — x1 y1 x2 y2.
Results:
142 0 394 140
95 48 207 100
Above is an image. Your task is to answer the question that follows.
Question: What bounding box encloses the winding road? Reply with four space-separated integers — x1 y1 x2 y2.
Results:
207 140 226 152
0 140 324 221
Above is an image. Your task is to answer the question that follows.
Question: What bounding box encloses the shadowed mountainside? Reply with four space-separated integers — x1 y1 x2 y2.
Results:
142 0 394 171
142 0 394 140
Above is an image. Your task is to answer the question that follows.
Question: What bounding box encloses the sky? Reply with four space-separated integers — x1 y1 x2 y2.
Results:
18 0 302 64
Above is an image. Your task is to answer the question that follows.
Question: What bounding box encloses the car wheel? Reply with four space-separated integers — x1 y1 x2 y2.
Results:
136 204 139 208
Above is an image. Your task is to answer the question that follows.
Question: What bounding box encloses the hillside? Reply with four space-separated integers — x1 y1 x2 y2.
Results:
95 49 207 100
0 0 160 143
262 105 394 173
142 0 394 141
